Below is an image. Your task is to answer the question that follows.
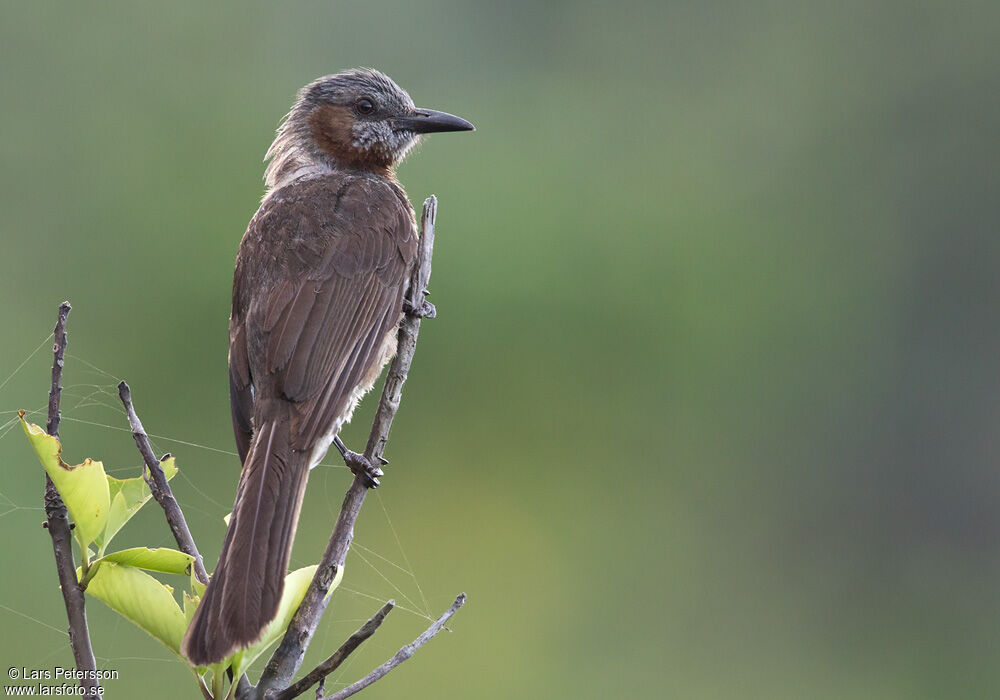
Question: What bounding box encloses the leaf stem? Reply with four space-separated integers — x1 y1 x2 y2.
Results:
212 666 226 699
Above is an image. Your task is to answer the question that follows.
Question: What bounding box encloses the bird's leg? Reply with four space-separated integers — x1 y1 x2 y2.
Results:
402 291 436 319
333 435 384 487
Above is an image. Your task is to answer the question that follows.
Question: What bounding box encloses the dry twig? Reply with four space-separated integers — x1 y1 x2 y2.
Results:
273 601 395 700
321 594 465 700
41 302 101 696
117 380 210 585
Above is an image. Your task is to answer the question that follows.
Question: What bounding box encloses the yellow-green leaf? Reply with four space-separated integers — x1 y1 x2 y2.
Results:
84 561 189 655
92 547 194 575
228 564 344 677
21 415 109 550
190 566 206 598
159 455 178 481
97 456 178 553
182 590 200 625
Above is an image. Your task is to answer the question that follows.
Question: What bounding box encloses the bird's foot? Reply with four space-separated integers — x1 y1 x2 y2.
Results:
334 436 384 487
344 449 384 488
403 297 436 319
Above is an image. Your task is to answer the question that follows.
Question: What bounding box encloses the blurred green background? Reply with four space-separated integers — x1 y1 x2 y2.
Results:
2 1 998 698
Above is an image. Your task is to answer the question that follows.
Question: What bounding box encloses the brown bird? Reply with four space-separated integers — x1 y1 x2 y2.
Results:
181 69 473 666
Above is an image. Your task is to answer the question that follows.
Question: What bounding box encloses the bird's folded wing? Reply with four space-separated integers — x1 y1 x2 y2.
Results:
229 178 417 455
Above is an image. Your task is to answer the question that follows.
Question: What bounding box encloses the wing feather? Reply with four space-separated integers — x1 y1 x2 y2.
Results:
228 320 253 463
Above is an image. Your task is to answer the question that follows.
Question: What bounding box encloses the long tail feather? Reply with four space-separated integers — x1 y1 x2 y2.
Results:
181 417 310 666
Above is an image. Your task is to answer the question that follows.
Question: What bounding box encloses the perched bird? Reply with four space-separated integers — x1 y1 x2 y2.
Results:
181 69 473 666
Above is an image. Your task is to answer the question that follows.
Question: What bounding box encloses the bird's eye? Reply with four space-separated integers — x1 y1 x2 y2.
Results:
355 98 375 115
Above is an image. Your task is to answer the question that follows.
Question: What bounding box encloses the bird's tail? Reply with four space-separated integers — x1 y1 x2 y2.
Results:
181 416 311 666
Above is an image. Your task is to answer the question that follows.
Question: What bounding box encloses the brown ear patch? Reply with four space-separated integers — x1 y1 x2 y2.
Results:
309 104 392 173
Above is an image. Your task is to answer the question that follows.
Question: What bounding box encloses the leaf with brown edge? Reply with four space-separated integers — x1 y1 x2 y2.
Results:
21 414 109 551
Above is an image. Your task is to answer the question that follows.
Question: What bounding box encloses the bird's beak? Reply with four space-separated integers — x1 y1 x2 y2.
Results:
394 108 475 134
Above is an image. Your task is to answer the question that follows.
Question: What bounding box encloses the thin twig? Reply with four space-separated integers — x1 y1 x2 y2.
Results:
274 601 395 700
253 196 439 699
117 381 209 584
42 302 101 696
45 303 70 439
320 594 465 700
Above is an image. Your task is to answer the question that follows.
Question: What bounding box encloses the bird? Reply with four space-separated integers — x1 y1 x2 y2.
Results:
181 68 473 666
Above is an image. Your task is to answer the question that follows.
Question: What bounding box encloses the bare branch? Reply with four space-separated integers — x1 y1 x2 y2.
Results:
42 302 101 696
253 196 440 698
117 380 209 584
45 302 70 438
320 594 465 700
274 601 395 700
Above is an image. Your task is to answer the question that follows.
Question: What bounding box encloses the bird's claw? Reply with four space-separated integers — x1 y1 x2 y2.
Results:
404 298 436 319
342 449 384 487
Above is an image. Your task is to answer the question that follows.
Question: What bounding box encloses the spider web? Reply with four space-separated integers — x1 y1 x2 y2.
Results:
0 330 440 688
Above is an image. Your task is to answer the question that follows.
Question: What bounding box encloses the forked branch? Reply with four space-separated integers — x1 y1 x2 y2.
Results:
320 593 466 700
273 600 395 700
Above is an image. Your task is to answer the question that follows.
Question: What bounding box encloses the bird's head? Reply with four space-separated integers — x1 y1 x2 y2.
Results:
266 68 473 187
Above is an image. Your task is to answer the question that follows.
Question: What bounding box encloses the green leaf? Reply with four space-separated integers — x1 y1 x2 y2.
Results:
190 565 206 599
182 590 200 625
229 564 344 677
91 547 194 575
97 456 179 553
83 561 189 655
21 415 110 550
